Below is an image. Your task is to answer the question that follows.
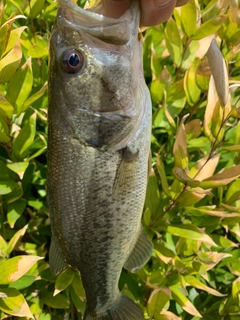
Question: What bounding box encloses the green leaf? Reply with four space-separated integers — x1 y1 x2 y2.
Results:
6 58 33 115
25 0 45 18
42 292 70 309
179 0 197 37
0 235 8 258
147 288 171 317
0 179 18 195
9 274 35 290
7 224 28 254
165 18 182 67
156 155 170 196
193 16 226 40
185 275 226 297
145 172 160 215
0 113 10 142
161 224 216 246
22 82 48 112
7 198 27 228
0 255 43 284
225 179 240 204
3 26 27 56
0 94 14 118
0 288 33 318
184 58 201 105
170 286 202 317
54 268 75 296
7 161 29 179
0 42 22 83
12 112 36 161
0 23 10 58
70 287 86 313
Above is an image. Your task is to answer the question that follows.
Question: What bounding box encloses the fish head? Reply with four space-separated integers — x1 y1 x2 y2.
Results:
49 0 146 150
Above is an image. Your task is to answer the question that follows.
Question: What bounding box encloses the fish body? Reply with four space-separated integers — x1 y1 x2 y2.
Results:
47 1 152 319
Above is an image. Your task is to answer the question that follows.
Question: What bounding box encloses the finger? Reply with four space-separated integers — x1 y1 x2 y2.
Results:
176 0 189 6
140 0 177 26
102 0 130 19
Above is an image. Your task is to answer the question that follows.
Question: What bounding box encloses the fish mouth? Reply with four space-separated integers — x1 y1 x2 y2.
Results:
57 0 139 45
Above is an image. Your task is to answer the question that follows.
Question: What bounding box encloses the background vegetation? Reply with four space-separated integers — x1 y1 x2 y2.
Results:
0 0 240 319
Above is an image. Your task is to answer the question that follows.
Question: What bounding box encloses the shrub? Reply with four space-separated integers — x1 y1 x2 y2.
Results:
0 0 240 319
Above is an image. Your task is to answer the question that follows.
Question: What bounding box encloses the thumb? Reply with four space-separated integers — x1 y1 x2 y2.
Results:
102 0 130 19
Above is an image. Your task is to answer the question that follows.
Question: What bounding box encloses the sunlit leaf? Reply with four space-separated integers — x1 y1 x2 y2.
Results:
193 16 226 40
171 286 202 317
0 41 22 83
0 255 43 284
0 288 33 318
6 58 33 115
12 112 36 161
161 224 216 246
165 18 182 67
147 288 171 317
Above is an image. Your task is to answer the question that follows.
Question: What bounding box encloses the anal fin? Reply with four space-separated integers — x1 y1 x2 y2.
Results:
84 294 143 320
49 234 67 275
124 231 153 273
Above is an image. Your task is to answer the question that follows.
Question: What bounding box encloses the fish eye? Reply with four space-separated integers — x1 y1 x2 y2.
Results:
62 49 84 74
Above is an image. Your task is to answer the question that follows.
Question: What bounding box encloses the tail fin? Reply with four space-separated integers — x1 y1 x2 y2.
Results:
83 294 144 320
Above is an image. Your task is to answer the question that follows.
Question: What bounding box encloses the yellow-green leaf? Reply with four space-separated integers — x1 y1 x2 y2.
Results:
7 162 29 179
179 0 197 37
12 112 36 161
3 26 27 57
0 255 43 284
0 94 14 118
185 275 226 297
162 224 216 246
171 286 202 317
165 18 182 67
184 58 201 105
54 268 75 296
193 16 226 40
22 82 48 112
0 41 22 84
147 288 171 317
6 58 33 115
0 288 33 318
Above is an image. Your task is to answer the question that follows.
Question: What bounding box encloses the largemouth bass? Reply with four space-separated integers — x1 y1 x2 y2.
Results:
47 0 152 319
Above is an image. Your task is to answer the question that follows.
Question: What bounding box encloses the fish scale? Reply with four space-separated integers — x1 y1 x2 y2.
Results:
47 0 153 319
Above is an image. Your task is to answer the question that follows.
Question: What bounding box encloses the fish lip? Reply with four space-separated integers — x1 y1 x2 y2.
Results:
56 0 140 45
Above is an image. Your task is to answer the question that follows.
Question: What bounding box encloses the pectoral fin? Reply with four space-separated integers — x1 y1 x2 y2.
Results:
113 146 139 197
49 235 67 275
124 231 153 273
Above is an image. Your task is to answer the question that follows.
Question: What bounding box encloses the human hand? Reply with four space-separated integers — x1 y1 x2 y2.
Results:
101 0 189 26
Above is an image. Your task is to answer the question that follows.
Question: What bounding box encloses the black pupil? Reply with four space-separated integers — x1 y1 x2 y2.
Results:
69 53 79 67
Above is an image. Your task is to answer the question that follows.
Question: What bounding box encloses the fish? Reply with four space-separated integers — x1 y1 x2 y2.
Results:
47 0 153 319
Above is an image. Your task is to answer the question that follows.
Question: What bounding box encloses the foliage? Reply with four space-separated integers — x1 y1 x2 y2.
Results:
0 0 240 319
